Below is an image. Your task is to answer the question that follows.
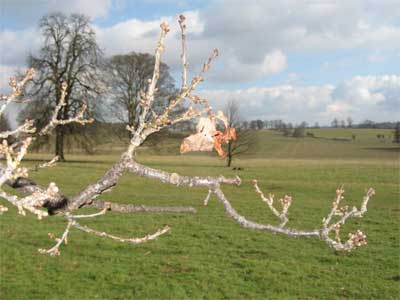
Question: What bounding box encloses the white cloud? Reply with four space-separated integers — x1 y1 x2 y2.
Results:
0 29 41 67
89 1 400 82
262 50 287 75
2 0 112 21
95 10 205 69
2 1 399 84
58 0 112 19
198 75 400 124
193 0 400 82
0 65 16 93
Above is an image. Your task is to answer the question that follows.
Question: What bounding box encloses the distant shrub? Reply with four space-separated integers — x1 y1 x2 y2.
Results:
293 127 305 138
393 122 400 143
332 137 351 142
306 132 315 138
282 128 293 136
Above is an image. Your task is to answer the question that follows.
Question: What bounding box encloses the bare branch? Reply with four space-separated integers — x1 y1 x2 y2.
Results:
38 219 73 256
39 82 94 135
203 190 212 206
68 202 111 218
89 200 197 214
252 180 290 228
179 14 188 90
72 221 171 244
320 187 375 251
0 69 34 117
0 120 35 139
30 156 59 172
212 185 319 237
126 160 241 188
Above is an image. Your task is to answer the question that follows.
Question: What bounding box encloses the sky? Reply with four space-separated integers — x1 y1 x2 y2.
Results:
1 0 399 125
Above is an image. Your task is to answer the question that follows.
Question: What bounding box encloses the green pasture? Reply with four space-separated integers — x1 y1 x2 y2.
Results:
0 129 399 299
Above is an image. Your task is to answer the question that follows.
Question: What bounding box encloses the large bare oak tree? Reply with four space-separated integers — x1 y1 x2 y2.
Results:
105 52 176 138
18 13 103 161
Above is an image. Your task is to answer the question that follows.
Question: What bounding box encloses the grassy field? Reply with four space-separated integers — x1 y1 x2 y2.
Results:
0 129 399 300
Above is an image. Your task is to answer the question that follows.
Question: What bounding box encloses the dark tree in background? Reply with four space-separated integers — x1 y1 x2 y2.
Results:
19 13 103 161
105 52 176 138
282 123 293 136
292 121 307 138
249 119 265 130
394 122 400 144
249 120 258 130
224 100 257 167
0 117 13 144
256 119 264 130
347 117 353 128
331 118 339 128
0 117 10 132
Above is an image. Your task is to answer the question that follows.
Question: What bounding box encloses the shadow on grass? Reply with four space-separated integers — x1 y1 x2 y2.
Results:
20 158 116 165
364 147 400 152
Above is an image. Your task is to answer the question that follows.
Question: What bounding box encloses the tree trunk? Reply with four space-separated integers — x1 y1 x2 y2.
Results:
226 141 232 167
226 154 232 167
55 126 65 162
127 108 135 140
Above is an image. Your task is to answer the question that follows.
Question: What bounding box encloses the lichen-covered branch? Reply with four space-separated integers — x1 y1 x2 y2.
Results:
212 185 320 237
252 179 290 228
319 187 375 251
31 156 59 171
39 82 94 136
178 14 188 90
38 219 73 256
72 221 171 244
0 69 35 117
89 200 197 214
0 120 35 139
239 182 374 251
125 160 241 188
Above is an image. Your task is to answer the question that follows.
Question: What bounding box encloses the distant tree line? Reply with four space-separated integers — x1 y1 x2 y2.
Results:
234 118 400 142
330 118 398 129
239 117 398 131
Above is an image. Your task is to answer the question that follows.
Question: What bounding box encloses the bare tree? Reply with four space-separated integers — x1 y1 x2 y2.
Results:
347 117 353 128
249 120 259 130
224 100 256 167
331 118 339 128
292 122 306 138
394 122 400 143
18 13 103 161
105 52 176 138
0 16 375 256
